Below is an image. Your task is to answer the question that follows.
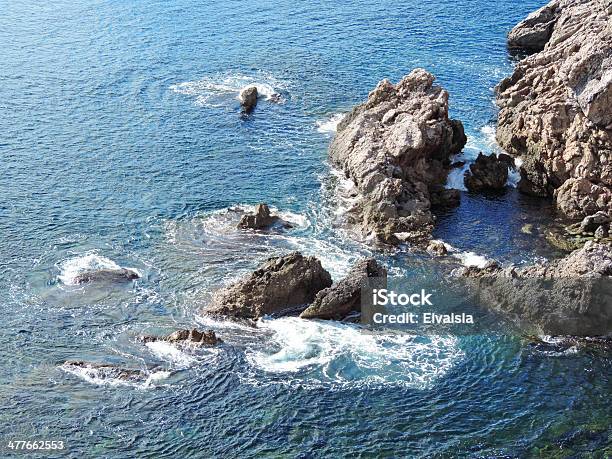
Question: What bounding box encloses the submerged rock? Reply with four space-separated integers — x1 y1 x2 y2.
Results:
61 361 149 383
329 68 467 244
72 268 140 284
464 153 509 192
239 86 258 113
204 252 332 319
237 203 290 230
300 259 387 321
141 329 221 346
496 0 612 219
460 242 612 335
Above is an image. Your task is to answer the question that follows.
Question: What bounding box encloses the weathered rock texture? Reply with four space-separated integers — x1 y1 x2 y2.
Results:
300 259 387 320
204 252 332 319
496 0 612 220
239 86 258 113
330 69 467 244
141 329 221 346
461 242 612 335
237 203 289 230
73 268 140 284
464 153 509 192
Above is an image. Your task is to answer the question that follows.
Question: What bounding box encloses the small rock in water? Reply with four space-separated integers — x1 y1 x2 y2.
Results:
300 258 387 321
521 224 534 235
141 328 221 346
237 203 291 230
464 152 509 192
73 268 140 284
426 240 448 256
239 86 258 113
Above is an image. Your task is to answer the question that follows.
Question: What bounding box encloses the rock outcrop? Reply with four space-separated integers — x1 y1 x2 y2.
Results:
330 69 467 244
496 0 612 220
73 268 140 284
141 329 221 346
464 153 509 192
461 242 612 335
61 361 150 383
204 252 332 319
237 203 290 230
239 86 258 113
300 259 387 320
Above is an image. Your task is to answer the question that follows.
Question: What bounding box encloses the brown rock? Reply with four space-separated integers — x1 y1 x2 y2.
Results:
204 252 332 319
329 69 466 244
464 153 509 192
300 259 387 320
496 0 612 219
237 203 289 230
239 86 258 113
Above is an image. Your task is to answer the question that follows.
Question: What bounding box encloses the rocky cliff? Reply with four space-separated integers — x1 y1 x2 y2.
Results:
497 0 612 220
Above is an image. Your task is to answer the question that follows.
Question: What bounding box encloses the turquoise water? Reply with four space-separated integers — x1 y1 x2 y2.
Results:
1 0 610 457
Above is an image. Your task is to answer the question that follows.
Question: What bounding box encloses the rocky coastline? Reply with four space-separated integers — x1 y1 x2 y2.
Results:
496 0 611 220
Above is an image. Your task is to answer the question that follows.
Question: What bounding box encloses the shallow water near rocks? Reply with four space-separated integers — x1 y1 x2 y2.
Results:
1 0 610 457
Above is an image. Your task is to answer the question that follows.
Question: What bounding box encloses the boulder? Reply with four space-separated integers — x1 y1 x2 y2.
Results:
61 361 149 383
579 211 610 233
73 268 140 284
300 259 387 320
204 252 332 319
496 0 612 220
426 240 448 256
329 69 466 244
239 86 258 113
141 329 221 346
464 153 509 192
237 203 290 230
460 242 612 335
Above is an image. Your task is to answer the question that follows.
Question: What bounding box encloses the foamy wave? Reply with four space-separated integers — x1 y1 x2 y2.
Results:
60 362 170 389
145 341 197 368
245 317 463 389
507 157 522 188
454 251 493 268
170 72 286 107
58 253 140 286
316 113 345 134
445 164 469 191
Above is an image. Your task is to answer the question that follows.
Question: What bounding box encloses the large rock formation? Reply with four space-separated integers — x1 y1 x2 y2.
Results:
300 258 387 320
204 252 332 319
461 242 612 335
496 0 612 220
330 69 467 244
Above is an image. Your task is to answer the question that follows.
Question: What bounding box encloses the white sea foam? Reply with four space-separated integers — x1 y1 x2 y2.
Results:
316 113 345 134
170 72 286 107
454 251 493 268
60 362 170 389
507 157 522 188
245 317 463 389
145 341 197 368
58 253 140 286
445 163 469 191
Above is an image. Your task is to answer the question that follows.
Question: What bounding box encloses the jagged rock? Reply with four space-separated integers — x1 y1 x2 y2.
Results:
579 211 610 233
507 1 562 51
204 252 332 319
464 153 509 192
141 329 221 346
237 203 290 230
329 69 466 244
429 187 461 208
73 268 140 284
496 0 612 220
426 240 448 256
239 86 258 113
595 225 609 239
300 259 387 320
460 242 612 335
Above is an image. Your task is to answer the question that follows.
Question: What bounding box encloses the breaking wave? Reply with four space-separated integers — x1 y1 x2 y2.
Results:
170 72 287 107
57 253 140 286
316 113 345 134
244 317 463 389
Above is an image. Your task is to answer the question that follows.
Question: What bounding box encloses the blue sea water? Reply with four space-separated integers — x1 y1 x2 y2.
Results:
1 0 610 457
